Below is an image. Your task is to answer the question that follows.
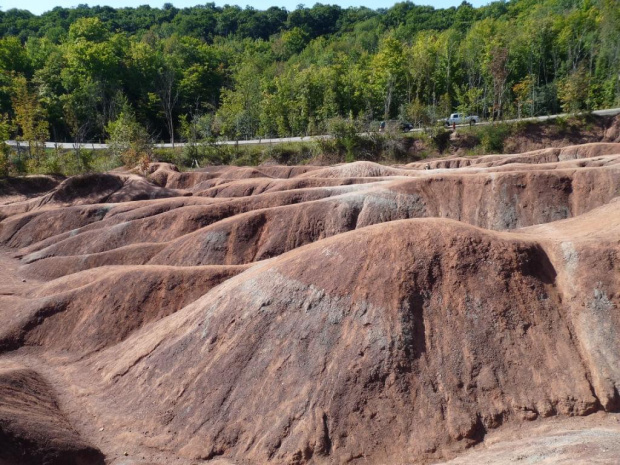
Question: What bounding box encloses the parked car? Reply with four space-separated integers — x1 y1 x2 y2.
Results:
444 113 479 126
400 121 414 132
377 120 415 132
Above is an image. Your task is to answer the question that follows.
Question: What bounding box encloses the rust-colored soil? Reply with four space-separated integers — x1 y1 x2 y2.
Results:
1 143 619 464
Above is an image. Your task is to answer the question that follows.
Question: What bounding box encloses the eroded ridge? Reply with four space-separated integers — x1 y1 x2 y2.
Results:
0 143 619 464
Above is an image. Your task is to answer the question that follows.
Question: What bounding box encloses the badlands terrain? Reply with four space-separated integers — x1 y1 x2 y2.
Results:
1 138 620 464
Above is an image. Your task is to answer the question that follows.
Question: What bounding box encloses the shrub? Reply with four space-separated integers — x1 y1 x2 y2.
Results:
479 123 511 153
231 146 263 166
428 127 451 153
40 151 62 174
0 116 11 176
10 152 27 175
558 65 590 114
326 117 362 162
262 142 317 165
106 110 153 167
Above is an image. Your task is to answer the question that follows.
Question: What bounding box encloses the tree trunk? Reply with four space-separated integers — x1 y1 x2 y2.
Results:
158 68 179 147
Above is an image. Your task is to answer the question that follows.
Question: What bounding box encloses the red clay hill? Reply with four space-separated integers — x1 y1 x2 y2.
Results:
0 142 619 464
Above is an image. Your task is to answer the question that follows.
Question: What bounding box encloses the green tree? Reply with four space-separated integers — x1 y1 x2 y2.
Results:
106 108 152 168
216 55 264 139
11 75 49 165
0 115 11 176
454 84 483 117
437 92 452 120
370 35 408 119
62 17 127 135
0 0 612 151
403 99 431 128
272 27 309 60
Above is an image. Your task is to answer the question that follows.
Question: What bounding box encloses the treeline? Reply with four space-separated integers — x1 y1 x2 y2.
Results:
0 0 619 155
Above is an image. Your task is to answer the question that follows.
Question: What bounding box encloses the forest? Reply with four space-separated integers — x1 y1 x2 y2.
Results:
0 0 619 171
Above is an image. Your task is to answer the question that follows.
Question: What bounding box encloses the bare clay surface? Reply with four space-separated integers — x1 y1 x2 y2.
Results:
0 142 619 464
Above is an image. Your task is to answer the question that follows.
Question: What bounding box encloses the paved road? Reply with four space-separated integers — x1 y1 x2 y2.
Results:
7 107 620 151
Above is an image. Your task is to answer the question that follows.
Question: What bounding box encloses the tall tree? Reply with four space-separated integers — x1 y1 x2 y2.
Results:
11 75 48 162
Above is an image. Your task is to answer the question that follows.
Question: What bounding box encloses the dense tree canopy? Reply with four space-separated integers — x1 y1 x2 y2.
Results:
0 0 618 143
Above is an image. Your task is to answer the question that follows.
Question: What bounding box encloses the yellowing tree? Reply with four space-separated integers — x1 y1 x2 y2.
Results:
0 115 11 176
11 75 48 165
513 75 535 118
558 65 590 114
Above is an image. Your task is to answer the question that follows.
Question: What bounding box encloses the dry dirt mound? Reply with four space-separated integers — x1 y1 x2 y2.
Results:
86 202 619 464
148 163 321 191
2 156 617 276
256 164 321 178
299 160 414 178
0 175 62 206
0 264 248 354
147 184 425 266
603 115 620 142
8 185 365 264
0 361 104 465
15 163 617 271
0 172 187 220
194 177 377 198
20 243 167 280
0 146 619 465
408 142 620 170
